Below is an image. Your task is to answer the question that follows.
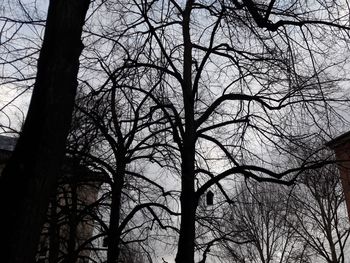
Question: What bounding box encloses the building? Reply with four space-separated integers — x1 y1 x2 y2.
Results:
326 131 350 220
0 135 17 169
0 135 103 263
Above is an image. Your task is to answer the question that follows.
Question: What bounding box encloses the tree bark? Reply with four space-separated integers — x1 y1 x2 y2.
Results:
0 1 90 262
175 2 197 262
175 161 197 263
107 167 125 263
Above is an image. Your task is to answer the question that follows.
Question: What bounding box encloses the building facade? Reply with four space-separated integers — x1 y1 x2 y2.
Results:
0 135 102 263
327 131 350 220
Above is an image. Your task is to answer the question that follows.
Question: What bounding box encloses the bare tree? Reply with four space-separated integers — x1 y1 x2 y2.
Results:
289 161 350 263
219 182 307 263
64 64 180 262
96 1 350 262
219 152 350 263
1 1 350 263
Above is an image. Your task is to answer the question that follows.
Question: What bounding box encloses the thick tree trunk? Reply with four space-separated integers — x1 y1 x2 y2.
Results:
175 159 197 263
175 2 197 262
107 162 126 263
0 1 90 263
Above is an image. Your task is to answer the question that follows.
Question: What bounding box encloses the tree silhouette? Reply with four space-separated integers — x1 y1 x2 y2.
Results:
1 1 350 262
99 1 350 262
0 1 90 262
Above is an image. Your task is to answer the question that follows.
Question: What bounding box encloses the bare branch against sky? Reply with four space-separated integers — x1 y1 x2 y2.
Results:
1 1 350 263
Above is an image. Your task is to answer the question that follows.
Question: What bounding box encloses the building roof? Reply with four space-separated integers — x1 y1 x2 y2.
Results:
326 130 350 149
0 135 17 152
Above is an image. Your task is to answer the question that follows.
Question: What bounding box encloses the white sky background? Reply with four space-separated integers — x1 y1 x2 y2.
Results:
0 85 30 133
